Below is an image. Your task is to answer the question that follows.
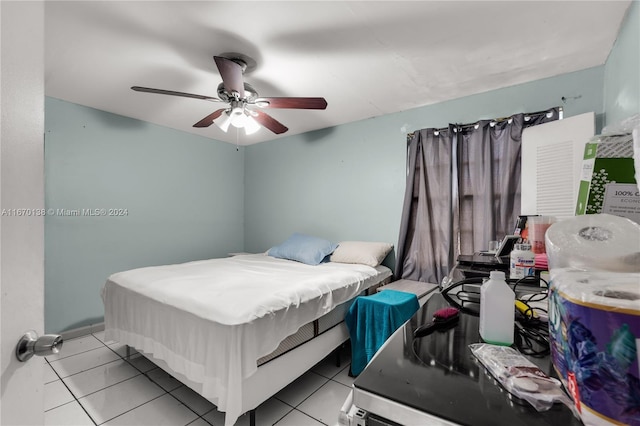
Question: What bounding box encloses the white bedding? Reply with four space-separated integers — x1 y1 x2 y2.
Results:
101 254 391 426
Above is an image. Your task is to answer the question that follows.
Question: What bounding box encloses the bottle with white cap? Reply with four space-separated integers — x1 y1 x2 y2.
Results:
510 242 535 279
479 270 515 346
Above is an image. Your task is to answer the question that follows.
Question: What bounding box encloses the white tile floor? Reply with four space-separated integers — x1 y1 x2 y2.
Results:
44 331 354 426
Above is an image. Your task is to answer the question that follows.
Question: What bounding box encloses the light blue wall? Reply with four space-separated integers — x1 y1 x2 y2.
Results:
244 66 605 271
604 0 640 127
45 97 245 333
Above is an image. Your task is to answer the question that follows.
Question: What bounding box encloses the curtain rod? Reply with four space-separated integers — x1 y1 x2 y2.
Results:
405 106 563 141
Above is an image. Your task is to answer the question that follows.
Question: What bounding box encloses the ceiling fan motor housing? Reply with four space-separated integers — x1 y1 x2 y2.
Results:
217 82 258 102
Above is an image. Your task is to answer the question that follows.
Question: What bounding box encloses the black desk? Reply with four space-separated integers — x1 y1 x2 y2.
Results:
456 253 509 279
350 292 582 426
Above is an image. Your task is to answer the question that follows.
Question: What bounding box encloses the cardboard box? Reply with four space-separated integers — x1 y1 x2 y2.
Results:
575 135 640 224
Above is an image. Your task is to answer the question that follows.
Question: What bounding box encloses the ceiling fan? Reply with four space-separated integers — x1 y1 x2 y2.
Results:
131 55 327 135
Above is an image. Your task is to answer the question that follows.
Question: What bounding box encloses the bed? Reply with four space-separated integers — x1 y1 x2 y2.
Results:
101 250 392 426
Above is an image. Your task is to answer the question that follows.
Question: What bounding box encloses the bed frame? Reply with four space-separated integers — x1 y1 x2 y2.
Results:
122 277 390 426
133 321 347 425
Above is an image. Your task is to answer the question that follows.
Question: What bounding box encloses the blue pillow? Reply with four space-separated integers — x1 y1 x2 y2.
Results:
268 233 339 266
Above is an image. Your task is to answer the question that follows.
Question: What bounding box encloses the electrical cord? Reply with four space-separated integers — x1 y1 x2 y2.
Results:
440 277 484 315
512 275 550 357
514 317 550 357
441 274 551 357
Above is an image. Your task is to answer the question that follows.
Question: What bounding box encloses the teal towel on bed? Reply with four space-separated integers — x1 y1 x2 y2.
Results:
345 289 419 376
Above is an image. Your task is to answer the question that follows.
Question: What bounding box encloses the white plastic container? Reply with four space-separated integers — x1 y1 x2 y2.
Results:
479 271 514 346
510 243 535 279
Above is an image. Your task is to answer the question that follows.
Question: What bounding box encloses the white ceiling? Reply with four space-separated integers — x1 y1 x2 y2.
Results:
45 1 631 146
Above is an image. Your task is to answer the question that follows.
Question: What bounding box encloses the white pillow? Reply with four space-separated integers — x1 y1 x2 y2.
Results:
330 241 393 267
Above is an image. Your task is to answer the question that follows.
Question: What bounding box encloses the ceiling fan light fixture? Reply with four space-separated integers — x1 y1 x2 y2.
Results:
213 110 232 132
244 116 261 135
254 99 270 108
229 107 248 128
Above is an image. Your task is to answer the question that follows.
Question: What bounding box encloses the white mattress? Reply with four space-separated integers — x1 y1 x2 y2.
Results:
101 254 391 426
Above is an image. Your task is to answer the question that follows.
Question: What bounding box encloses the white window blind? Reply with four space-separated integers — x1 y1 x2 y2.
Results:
521 112 595 219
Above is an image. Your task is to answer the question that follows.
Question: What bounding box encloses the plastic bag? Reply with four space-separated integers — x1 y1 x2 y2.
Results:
470 343 578 417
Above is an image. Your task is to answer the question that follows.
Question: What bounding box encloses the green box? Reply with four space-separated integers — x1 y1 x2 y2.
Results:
575 136 640 224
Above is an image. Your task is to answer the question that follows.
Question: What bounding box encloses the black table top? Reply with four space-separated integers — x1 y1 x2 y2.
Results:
353 292 582 426
457 253 510 266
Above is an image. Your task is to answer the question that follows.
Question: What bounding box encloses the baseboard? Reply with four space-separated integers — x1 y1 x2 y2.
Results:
60 322 105 340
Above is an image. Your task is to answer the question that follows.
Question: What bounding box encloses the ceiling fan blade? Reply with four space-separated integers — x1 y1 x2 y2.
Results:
253 97 327 110
193 109 226 128
251 110 288 134
213 56 245 98
131 86 222 102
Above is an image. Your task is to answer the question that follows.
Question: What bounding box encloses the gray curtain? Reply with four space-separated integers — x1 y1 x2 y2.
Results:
397 109 559 284
395 126 455 284
457 116 526 254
